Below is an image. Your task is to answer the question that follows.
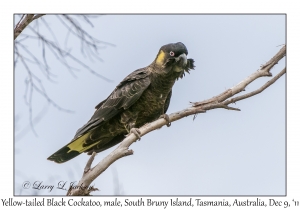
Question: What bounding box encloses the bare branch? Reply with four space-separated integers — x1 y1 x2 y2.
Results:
16 41 55 81
15 45 74 134
260 45 286 71
14 14 34 40
17 47 38 136
80 15 95 27
84 152 97 173
193 45 286 107
224 68 286 105
57 15 114 64
14 14 44 40
67 45 286 196
25 26 113 81
33 14 45 20
15 103 50 141
15 14 114 135
15 14 25 28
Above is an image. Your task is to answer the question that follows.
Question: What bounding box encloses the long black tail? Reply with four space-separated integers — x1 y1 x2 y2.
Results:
47 132 100 163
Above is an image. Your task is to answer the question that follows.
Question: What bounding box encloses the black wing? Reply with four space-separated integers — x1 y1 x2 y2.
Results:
164 90 172 114
74 68 151 138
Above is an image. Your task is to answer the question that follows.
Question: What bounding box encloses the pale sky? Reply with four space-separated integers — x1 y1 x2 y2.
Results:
14 14 285 195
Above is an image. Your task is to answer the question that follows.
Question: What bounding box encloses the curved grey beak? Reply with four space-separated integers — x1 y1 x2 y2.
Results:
175 53 187 67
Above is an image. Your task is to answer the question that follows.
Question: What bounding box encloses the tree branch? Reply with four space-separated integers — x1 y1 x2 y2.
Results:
223 67 286 105
192 45 286 107
14 14 44 40
67 45 286 196
14 15 113 135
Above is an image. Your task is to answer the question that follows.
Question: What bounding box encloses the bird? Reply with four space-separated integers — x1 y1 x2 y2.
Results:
47 42 195 163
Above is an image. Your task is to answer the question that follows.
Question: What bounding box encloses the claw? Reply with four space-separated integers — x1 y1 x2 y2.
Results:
160 114 171 127
129 128 141 140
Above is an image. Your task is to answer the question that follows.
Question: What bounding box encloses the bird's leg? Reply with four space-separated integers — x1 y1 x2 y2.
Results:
125 122 141 140
160 113 171 127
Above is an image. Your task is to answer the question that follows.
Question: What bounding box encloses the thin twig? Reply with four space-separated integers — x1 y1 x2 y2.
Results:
84 152 97 173
15 14 113 135
224 68 286 105
193 45 286 107
33 14 45 20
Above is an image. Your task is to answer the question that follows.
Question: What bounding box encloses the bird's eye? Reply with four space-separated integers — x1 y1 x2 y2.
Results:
169 51 175 56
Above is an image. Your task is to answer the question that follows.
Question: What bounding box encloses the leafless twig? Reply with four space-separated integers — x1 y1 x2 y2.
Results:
14 14 45 40
14 14 113 134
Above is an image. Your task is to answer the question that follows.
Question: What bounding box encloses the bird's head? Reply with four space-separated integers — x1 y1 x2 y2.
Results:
154 42 195 77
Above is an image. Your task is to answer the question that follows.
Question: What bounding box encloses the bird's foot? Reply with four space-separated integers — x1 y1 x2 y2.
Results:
128 128 142 140
160 114 171 127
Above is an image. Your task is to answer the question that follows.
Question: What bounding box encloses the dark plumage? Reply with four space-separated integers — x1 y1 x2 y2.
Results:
48 42 195 163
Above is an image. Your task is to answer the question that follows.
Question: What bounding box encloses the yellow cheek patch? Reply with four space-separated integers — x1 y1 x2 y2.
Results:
67 132 100 153
155 50 165 66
